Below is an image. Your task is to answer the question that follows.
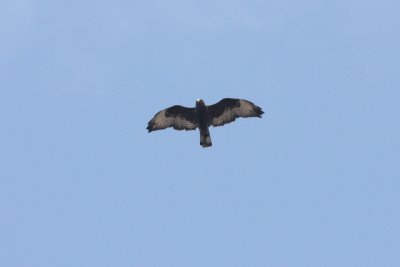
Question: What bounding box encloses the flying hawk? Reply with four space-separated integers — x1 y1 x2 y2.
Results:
147 98 264 148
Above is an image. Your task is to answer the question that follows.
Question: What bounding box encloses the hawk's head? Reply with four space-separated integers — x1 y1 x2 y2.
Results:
196 99 205 104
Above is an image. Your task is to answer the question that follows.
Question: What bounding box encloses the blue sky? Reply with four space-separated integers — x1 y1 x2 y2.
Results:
1 0 399 266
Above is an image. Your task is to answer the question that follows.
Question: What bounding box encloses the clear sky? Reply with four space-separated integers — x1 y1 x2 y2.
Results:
1 0 399 266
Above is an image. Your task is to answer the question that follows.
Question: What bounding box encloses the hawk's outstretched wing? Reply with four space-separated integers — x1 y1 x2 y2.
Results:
208 98 264 127
147 105 198 132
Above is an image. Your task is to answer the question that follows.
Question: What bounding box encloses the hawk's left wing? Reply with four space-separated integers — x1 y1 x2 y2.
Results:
147 105 198 132
208 98 264 127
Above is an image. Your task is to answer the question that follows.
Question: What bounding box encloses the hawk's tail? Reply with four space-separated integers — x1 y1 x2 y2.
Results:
200 128 212 148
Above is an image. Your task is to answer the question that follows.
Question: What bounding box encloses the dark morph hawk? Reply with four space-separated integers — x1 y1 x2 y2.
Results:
147 98 264 148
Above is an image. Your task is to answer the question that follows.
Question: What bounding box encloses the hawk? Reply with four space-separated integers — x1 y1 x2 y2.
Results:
147 98 264 148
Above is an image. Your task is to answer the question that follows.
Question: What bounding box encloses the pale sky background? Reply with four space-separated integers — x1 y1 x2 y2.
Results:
1 0 399 266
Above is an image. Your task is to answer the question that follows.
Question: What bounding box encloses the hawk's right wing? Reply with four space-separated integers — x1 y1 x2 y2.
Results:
147 105 198 132
208 98 264 127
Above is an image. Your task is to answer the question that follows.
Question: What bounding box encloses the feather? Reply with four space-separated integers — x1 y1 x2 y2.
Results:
147 105 198 132
207 98 264 127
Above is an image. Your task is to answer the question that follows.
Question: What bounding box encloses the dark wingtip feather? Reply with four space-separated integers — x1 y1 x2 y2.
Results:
256 106 264 117
146 121 154 132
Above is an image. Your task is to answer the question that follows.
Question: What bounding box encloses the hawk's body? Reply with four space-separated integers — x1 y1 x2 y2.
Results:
147 98 264 147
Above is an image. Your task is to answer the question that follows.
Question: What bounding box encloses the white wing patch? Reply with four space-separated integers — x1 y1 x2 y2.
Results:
238 99 259 116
